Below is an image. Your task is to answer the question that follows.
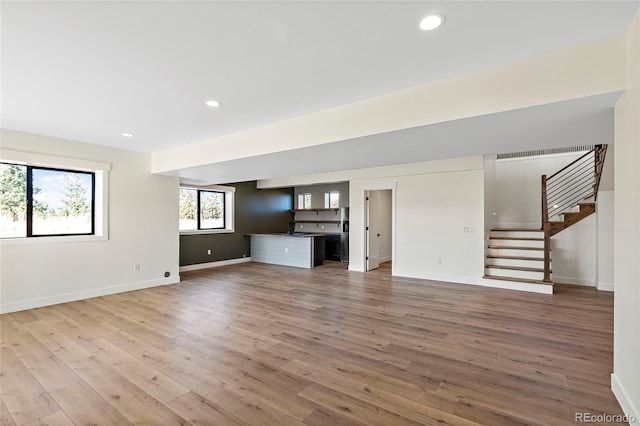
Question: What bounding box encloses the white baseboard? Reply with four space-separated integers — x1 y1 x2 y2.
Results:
394 270 552 295
597 282 615 292
0 276 180 314
379 256 392 263
553 276 596 287
611 373 640 424
349 267 553 295
179 257 252 272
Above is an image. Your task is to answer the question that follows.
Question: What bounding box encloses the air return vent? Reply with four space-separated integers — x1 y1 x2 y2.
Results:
496 145 595 160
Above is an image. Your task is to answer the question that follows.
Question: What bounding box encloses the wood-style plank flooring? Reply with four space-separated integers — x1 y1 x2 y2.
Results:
0 261 624 425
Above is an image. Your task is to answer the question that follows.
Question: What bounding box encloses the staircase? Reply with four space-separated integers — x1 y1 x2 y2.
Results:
484 145 608 294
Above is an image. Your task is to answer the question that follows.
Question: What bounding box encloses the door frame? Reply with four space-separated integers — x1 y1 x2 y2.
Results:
366 191 380 271
362 183 396 275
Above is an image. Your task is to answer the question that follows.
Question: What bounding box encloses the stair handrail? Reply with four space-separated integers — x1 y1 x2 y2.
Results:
541 175 551 282
540 145 608 283
547 150 594 180
592 145 608 201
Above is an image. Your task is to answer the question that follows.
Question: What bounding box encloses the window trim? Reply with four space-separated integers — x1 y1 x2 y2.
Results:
197 189 226 231
0 149 110 246
324 191 340 209
24 165 96 238
298 192 312 209
179 184 235 235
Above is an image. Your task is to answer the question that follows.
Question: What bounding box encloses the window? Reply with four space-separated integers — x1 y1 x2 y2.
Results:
298 193 312 209
325 191 340 208
1 163 95 238
179 188 197 231
179 186 234 233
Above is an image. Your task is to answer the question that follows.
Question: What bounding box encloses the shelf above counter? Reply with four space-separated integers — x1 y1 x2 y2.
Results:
292 220 341 224
289 208 340 213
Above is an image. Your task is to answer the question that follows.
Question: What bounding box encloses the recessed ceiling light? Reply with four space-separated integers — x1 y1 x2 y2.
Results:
420 14 445 31
122 132 134 138
205 99 221 108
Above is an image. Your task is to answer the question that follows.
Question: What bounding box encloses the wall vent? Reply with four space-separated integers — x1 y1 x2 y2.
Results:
496 145 595 160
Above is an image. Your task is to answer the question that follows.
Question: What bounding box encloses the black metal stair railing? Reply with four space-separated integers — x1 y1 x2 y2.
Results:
540 145 608 282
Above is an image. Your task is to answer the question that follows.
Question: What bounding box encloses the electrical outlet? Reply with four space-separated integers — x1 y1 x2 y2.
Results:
437 258 442 265
285 247 288 253
207 249 211 255
133 263 140 271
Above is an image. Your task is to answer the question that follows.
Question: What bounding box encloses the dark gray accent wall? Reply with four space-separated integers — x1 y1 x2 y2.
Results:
180 181 292 266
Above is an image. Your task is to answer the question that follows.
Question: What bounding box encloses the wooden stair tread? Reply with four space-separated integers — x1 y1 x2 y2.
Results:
485 264 549 273
489 237 544 241
488 245 544 251
491 228 542 232
483 275 552 285
487 255 549 261
577 202 596 206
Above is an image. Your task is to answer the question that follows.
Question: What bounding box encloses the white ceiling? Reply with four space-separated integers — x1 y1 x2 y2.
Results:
1 1 638 184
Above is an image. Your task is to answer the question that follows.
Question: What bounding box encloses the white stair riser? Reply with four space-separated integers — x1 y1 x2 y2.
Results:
491 231 543 239
488 240 544 248
487 258 545 268
488 248 545 257
485 268 545 281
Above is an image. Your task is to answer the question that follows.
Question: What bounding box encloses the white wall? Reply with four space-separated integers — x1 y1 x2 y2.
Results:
597 190 615 291
0 129 180 313
612 9 640 423
369 190 392 263
551 215 596 286
597 146 615 291
348 158 485 286
483 156 498 259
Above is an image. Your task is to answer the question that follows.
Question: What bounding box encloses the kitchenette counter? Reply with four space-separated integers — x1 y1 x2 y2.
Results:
248 233 325 268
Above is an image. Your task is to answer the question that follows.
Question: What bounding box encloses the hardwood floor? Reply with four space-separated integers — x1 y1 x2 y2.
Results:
0 261 623 425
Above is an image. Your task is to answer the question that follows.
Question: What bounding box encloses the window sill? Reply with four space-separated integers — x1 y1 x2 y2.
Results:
180 229 234 236
0 234 108 246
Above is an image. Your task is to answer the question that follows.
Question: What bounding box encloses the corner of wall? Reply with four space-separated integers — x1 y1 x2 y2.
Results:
612 373 640 424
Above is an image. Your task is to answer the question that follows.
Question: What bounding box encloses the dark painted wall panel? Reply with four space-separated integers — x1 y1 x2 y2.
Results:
180 181 292 266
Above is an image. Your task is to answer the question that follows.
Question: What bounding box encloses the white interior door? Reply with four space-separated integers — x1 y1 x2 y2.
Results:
366 193 380 271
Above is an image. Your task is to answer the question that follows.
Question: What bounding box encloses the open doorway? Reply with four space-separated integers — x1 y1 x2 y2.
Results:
366 189 393 271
